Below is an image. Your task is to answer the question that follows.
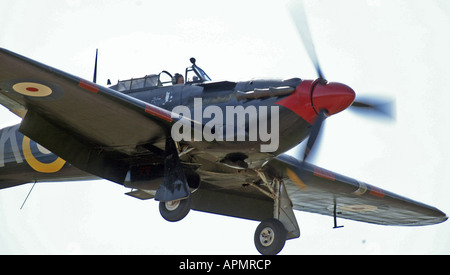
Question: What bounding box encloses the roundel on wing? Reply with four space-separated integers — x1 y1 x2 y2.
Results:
12 82 53 97
0 79 64 101
22 136 66 173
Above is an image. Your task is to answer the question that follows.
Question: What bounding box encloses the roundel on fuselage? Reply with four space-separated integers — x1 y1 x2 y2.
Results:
22 136 66 173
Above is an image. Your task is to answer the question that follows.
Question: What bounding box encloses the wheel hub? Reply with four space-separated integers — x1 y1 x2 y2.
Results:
259 227 275 247
165 200 180 211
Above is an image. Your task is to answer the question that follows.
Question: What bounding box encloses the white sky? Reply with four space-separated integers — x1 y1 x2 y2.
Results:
0 0 449 254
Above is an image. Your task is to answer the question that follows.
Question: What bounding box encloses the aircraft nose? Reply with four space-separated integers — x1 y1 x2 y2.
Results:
312 81 356 116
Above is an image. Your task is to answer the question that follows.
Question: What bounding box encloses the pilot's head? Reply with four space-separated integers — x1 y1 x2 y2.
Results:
172 73 184 85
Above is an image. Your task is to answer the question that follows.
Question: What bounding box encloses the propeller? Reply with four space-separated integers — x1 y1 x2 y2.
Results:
295 109 327 181
351 97 395 119
302 109 327 163
287 0 395 166
287 0 325 80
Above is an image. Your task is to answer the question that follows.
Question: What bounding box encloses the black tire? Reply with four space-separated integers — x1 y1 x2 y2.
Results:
254 218 287 255
159 195 191 222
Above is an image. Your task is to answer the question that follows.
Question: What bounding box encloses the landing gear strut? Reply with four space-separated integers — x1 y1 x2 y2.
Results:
252 176 300 255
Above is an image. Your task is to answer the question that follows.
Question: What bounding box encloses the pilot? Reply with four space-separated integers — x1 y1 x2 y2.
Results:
172 73 184 85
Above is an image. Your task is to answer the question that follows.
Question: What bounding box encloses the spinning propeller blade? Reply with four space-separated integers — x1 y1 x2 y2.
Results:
296 109 327 181
351 97 395 119
288 0 325 80
302 109 327 163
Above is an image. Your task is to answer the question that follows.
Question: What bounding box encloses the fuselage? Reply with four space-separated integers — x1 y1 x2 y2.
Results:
0 75 355 189
122 77 311 167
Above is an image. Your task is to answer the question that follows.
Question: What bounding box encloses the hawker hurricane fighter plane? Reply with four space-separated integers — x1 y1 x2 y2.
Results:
0 1 446 254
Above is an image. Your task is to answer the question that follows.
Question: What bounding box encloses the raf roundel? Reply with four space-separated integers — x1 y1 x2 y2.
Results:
12 82 53 97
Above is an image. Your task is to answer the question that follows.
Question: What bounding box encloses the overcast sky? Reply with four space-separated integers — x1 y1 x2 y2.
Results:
0 0 449 254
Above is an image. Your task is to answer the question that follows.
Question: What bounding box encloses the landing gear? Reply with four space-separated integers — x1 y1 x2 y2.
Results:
254 218 287 255
159 195 192 222
251 176 300 255
156 136 192 222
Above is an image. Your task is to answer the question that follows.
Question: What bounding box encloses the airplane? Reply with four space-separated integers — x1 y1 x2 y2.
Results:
0 1 447 255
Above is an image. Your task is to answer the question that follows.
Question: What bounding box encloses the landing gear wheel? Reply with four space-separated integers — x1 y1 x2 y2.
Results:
159 195 192 222
254 218 287 255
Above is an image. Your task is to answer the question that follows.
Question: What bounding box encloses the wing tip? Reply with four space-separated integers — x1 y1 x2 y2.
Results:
439 214 448 224
410 212 448 226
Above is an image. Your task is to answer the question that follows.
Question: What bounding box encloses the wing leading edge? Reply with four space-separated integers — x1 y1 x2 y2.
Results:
268 154 447 226
0 48 174 183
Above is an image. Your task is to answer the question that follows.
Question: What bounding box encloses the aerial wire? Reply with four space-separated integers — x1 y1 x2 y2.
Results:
20 180 37 210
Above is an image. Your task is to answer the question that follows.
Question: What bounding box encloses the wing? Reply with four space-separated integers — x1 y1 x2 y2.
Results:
0 48 174 183
269 154 447 226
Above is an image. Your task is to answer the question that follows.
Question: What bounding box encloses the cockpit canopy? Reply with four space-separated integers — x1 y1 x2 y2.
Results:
109 74 160 92
109 57 210 92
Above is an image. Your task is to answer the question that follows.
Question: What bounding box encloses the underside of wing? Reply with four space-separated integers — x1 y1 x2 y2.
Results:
268 154 447 226
0 48 173 183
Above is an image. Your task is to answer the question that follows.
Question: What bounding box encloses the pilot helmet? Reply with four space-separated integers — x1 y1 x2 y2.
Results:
172 73 184 84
